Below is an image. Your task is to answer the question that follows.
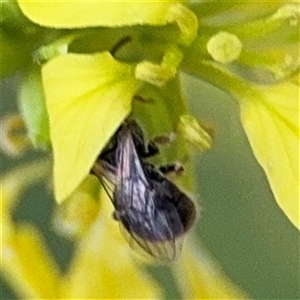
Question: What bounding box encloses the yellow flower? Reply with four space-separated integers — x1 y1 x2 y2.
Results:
1 160 60 299
61 188 162 298
17 1 197 45
238 81 299 229
1 162 246 299
16 1 198 202
173 240 247 299
3 2 297 298
1 163 162 298
18 1 186 28
0 134 250 297
42 52 139 202
182 55 299 230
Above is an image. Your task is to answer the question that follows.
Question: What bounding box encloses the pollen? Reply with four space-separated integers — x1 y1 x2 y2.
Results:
207 31 243 64
271 4 300 26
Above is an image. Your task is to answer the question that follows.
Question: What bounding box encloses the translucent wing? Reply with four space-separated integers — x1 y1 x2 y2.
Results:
91 160 116 202
113 128 187 262
118 221 183 263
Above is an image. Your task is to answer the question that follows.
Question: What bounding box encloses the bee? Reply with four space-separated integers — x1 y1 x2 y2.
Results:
92 119 196 262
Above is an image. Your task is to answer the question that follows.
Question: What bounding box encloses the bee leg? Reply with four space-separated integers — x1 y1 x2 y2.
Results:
152 132 176 146
159 162 184 177
112 210 126 221
112 211 120 221
143 132 176 158
133 95 155 104
142 140 159 158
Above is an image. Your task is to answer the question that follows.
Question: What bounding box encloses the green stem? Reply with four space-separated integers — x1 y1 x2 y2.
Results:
181 38 250 100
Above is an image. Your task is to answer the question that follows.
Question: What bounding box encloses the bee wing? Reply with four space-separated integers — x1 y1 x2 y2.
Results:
118 217 183 263
92 160 116 203
114 128 149 207
113 130 185 262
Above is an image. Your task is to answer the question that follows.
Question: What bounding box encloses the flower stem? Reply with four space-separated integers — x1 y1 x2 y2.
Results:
181 35 251 99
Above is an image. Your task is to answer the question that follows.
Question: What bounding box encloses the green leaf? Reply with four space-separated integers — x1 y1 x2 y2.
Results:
18 67 50 149
42 52 139 202
238 82 299 230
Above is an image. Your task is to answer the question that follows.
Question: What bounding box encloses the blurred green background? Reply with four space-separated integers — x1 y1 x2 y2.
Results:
1 74 299 299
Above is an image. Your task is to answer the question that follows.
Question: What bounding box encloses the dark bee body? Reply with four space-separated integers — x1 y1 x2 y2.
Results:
92 119 196 262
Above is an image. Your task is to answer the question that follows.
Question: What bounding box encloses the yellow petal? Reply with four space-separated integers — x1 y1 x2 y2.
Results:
173 240 247 299
42 52 139 202
239 82 299 229
53 175 101 238
1 224 60 299
18 1 184 28
62 189 162 299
